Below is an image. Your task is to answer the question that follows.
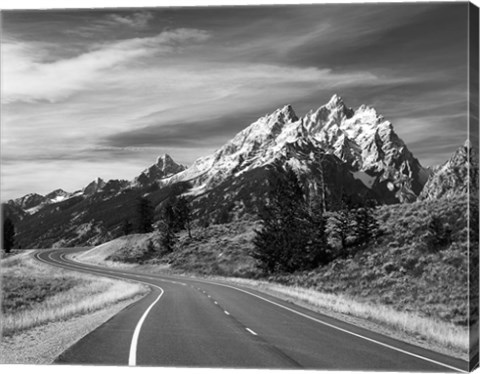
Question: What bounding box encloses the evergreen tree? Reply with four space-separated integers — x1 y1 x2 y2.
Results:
2 218 15 253
122 219 133 236
160 199 177 253
352 202 378 248
252 167 329 274
326 209 352 258
324 195 377 259
137 197 154 233
252 213 282 273
175 196 192 238
305 200 330 266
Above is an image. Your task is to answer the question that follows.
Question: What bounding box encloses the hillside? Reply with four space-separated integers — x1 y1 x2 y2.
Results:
83 194 473 331
273 194 473 327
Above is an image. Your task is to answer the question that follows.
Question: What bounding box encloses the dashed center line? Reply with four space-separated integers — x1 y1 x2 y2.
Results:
214 301 218 305
224 311 230 315
246 328 258 336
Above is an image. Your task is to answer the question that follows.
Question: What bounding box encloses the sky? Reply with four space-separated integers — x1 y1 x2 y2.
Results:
0 2 472 201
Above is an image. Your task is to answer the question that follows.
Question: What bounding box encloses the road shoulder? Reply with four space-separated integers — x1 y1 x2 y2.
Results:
0 294 144 364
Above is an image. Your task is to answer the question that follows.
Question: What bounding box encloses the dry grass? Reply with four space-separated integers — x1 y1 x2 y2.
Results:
214 277 469 355
0 251 147 336
77 234 155 265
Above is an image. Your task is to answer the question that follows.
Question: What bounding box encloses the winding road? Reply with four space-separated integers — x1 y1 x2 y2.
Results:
34 248 469 371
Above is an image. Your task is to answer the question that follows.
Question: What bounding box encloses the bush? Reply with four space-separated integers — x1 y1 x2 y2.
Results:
421 215 452 252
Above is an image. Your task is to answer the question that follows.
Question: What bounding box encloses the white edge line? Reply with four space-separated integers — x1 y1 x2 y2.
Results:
192 279 465 372
128 288 164 366
246 328 258 336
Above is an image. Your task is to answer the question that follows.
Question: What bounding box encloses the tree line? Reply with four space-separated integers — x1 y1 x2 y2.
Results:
251 167 379 274
122 195 192 254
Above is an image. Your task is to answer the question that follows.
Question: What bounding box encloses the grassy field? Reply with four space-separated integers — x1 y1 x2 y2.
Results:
0 251 147 336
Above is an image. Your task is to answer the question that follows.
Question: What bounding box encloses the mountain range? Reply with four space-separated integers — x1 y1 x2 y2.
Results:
2 95 475 248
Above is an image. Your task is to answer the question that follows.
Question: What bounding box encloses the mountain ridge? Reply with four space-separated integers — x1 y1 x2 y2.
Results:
2 94 473 248
420 140 478 200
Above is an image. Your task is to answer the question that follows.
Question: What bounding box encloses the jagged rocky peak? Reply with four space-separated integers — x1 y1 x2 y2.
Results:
45 188 70 200
302 95 428 200
155 153 186 175
273 104 298 123
326 94 345 109
213 105 301 161
134 153 186 187
83 177 106 196
450 139 473 165
420 140 478 200
304 94 355 133
168 94 430 203
252 104 299 140
10 193 46 210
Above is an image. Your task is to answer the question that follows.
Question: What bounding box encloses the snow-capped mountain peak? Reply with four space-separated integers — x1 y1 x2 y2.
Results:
262 104 298 124
9 193 45 210
168 95 429 203
134 153 186 187
83 177 106 196
304 94 354 134
326 93 345 109
45 189 69 201
154 153 185 175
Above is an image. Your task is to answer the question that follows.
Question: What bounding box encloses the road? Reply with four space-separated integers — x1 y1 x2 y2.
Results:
34 248 469 371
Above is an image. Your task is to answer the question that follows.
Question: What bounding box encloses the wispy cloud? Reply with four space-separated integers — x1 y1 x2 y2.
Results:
105 11 153 29
2 28 210 103
63 11 155 38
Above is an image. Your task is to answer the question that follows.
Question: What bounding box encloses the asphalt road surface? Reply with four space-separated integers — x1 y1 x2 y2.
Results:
34 248 469 371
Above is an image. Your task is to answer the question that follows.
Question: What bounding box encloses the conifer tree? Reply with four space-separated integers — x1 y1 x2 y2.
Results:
137 197 154 233
2 218 15 254
252 166 329 273
175 196 192 238
122 219 133 236
305 199 330 265
160 200 177 253
352 202 378 248
326 209 352 258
